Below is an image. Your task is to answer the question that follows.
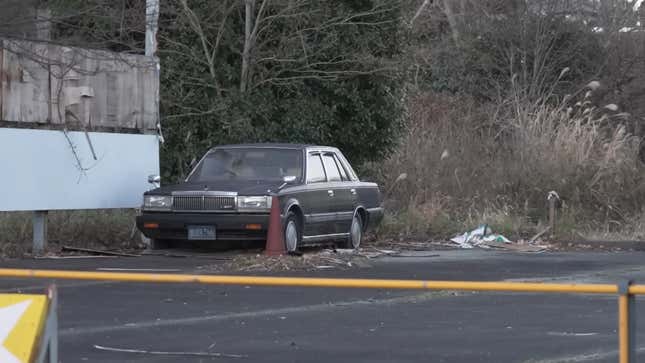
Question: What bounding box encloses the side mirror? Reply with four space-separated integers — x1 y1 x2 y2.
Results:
279 175 297 190
148 174 161 185
283 175 297 184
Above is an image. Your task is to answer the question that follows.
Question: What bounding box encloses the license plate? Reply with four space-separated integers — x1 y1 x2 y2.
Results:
187 225 216 240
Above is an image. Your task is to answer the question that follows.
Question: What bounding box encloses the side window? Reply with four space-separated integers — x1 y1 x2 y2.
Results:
322 154 342 182
306 154 326 183
332 154 349 181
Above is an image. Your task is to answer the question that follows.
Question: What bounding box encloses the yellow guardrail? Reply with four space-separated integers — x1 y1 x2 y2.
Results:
0 268 638 363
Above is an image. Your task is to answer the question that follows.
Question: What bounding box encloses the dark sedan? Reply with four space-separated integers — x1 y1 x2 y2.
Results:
136 144 383 251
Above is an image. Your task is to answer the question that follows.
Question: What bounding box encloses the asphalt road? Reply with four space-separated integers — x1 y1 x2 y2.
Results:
2 249 645 362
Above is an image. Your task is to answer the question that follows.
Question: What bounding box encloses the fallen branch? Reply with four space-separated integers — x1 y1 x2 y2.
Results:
142 250 232 260
529 226 552 244
62 246 140 257
93 344 246 359
34 255 117 259
391 253 439 258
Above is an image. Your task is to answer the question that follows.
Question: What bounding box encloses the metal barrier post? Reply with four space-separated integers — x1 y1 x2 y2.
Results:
34 285 58 363
618 281 636 363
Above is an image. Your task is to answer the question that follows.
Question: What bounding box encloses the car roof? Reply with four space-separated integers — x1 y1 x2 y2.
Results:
211 143 334 151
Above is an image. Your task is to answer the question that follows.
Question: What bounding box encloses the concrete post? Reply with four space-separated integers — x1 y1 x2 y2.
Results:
32 211 48 255
548 198 556 238
547 191 559 239
145 0 159 57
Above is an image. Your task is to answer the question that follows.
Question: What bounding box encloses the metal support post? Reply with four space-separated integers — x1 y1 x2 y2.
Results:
618 281 636 363
35 285 58 363
32 211 48 255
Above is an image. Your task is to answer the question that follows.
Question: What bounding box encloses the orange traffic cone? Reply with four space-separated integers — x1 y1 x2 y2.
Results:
264 195 286 256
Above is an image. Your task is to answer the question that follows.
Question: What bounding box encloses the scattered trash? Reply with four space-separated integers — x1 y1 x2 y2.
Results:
333 249 358 255
141 250 232 260
450 224 498 248
198 249 372 272
93 345 246 358
450 224 548 252
62 246 140 257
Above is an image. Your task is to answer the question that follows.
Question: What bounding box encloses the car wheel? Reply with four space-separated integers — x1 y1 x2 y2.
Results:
149 238 171 250
344 213 363 249
284 212 301 253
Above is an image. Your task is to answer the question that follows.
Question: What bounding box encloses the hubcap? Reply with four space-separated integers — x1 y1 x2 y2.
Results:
285 220 298 252
350 216 362 248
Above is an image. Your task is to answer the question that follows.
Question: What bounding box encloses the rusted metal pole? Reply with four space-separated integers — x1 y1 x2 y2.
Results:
618 281 636 363
619 294 630 363
0 268 625 294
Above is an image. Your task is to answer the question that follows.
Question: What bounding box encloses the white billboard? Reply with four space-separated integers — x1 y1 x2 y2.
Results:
0 128 159 211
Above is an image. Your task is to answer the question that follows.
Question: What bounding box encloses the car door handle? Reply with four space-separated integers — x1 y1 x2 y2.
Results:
350 188 356 195
327 190 334 197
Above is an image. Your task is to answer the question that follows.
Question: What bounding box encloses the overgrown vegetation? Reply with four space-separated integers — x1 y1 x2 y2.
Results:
0 210 139 257
371 0 645 241
375 86 645 241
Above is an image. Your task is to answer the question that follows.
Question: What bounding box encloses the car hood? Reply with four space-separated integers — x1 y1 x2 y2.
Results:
145 180 286 196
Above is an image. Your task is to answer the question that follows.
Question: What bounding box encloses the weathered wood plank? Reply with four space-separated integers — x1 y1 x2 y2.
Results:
1 41 51 123
0 38 158 132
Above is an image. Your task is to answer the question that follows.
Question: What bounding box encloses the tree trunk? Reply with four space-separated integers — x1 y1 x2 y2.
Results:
240 0 254 93
442 0 460 45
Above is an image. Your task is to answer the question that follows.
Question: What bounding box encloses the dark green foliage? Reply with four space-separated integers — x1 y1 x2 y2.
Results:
45 0 405 182
418 4 607 101
158 0 404 181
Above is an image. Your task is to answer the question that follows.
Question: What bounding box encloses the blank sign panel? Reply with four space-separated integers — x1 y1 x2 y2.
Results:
0 128 159 211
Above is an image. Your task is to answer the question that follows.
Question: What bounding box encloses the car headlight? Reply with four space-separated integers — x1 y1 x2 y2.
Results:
143 195 173 210
237 196 272 212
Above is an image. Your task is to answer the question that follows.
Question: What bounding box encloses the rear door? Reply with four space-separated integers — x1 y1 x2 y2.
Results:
321 152 354 234
300 153 334 237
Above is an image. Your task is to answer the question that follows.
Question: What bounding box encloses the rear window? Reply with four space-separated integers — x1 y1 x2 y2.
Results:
188 148 303 182
322 154 342 182
306 154 326 183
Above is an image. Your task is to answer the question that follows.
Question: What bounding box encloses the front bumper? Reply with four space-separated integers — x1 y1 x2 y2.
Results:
136 212 270 241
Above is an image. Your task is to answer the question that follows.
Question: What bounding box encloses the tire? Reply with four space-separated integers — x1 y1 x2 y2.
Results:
149 238 171 250
284 212 302 253
342 212 363 249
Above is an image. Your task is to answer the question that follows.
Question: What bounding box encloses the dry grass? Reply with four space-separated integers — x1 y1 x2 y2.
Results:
0 209 141 257
373 89 645 242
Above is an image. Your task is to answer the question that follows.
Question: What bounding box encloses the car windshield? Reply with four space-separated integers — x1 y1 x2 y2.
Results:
187 148 303 182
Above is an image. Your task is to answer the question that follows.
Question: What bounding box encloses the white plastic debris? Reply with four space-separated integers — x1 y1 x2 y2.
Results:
450 224 511 249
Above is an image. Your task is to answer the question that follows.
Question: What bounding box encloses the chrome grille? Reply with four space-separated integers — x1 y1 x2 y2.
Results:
205 196 236 210
172 195 235 211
